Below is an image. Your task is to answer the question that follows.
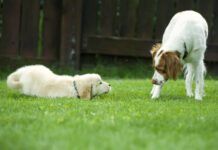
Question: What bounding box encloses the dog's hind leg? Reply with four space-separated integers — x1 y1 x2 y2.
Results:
185 63 194 97
201 62 206 97
194 61 206 100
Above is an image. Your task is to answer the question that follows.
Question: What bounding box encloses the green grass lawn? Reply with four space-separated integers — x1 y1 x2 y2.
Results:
0 77 218 150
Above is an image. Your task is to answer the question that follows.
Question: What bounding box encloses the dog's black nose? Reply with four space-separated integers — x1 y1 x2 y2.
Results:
109 84 111 86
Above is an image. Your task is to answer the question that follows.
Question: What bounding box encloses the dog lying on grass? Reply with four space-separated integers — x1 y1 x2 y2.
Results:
7 65 111 99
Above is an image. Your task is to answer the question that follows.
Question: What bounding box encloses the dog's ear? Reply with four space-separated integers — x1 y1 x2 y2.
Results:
79 82 92 100
150 43 161 58
163 52 182 80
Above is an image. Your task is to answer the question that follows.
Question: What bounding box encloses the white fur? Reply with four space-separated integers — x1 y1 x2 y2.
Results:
151 10 208 100
150 85 162 99
7 65 111 99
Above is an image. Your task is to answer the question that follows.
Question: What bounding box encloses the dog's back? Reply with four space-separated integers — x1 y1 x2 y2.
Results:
7 65 76 97
161 10 208 64
164 11 208 39
7 65 54 92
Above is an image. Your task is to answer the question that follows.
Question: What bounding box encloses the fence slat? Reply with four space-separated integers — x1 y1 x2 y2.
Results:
74 0 83 69
155 0 175 40
20 0 40 58
43 0 61 60
100 0 116 36
175 0 195 12
120 0 139 37
196 0 214 42
210 0 218 44
0 1 2 39
135 0 156 39
60 0 77 65
206 44 218 62
86 36 153 57
82 0 98 48
0 0 21 57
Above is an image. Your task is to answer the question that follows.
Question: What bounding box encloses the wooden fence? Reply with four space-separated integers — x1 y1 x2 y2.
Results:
0 0 83 68
0 0 218 69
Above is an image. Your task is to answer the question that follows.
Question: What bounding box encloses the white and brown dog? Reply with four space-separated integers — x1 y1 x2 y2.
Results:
7 65 111 99
150 10 208 100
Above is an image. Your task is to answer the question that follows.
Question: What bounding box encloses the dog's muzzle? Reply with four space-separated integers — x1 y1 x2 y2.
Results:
151 79 163 85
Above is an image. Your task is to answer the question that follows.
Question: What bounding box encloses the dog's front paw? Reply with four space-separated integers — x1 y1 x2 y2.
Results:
151 85 161 99
151 94 160 99
195 94 202 101
187 93 194 97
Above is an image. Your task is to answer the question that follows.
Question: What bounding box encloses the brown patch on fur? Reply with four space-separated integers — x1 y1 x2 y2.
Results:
156 51 183 80
80 85 92 99
155 56 168 80
150 43 162 58
76 80 92 99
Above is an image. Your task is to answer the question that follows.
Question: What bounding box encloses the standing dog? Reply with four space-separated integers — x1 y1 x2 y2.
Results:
7 65 111 99
150 10 208 100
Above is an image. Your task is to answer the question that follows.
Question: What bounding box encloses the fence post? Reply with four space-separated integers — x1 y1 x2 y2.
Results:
75 0 83 69
60 0 83 69
43 0 62 61
19 0 40 58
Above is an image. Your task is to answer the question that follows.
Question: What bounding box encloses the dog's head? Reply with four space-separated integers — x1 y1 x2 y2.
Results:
76 74 111 99
150 43 182 85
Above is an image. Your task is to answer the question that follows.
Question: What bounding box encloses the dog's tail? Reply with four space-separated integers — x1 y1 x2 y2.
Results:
7 71 22 90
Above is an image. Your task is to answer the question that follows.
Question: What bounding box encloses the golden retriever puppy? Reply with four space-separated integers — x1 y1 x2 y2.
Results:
7 65 111 99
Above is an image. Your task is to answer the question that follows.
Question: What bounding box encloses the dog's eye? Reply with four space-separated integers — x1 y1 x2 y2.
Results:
99 81 102 84
155 67 165 74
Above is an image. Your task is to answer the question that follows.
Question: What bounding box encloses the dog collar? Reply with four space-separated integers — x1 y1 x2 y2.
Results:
73 81 80 98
